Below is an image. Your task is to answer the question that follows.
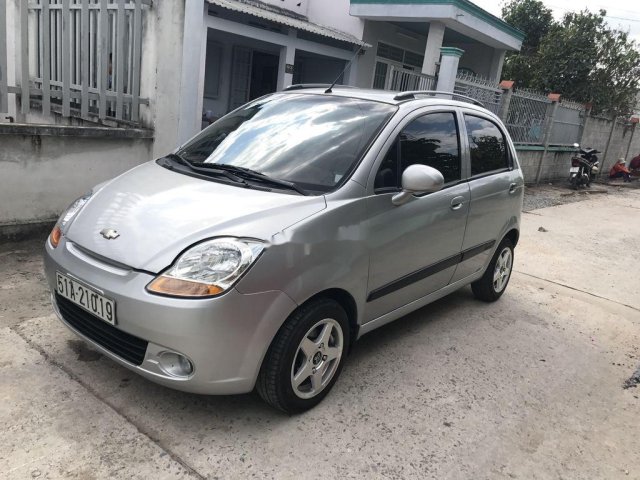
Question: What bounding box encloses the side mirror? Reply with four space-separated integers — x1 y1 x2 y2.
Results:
392 164 444 206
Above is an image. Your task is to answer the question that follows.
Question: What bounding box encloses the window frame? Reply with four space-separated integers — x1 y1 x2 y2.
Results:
371 108 464 195
460 112 514 180
376 41 425 68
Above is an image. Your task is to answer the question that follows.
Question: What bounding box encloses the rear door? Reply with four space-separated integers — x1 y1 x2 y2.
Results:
451 111 523 282
363 109 470 322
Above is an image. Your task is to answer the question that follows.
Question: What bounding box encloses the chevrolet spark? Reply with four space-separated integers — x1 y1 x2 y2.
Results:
44 87 524 413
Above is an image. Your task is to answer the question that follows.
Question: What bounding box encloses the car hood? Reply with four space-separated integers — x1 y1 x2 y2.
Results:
66 161 326 272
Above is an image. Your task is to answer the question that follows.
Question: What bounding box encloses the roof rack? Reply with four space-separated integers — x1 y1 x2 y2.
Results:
283 84 356 91
393 90 485 107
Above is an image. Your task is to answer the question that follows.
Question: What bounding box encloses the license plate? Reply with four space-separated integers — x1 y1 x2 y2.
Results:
56 271 116 325
569 167 580 173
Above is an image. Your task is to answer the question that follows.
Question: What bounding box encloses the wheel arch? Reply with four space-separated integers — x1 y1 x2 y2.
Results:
300 288 359 352
504 228 519 247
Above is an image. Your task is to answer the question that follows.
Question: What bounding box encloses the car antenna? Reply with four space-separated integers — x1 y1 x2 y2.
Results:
325 44 364 94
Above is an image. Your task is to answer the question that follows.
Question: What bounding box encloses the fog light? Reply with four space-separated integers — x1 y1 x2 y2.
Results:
158 351 194 377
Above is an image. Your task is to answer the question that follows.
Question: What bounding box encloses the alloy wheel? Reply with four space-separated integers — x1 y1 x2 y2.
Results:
493 247 513 293
290 318 344 399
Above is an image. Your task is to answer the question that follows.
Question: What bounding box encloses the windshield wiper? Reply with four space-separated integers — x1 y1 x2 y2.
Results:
162 153 247 185
209 164 308 195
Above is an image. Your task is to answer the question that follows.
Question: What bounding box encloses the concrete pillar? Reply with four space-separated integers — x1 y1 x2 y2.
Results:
535 93 560 184
624 118 639 160
489 49 506 83
498 80 514 121
435 47 464 93
277 30 297 90
176 0 206 146
421 21 445 77
578 102 592 146
599 115 619 177
7 0 23 121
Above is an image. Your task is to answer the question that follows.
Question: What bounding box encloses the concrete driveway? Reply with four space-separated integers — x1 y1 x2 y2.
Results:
2 188 639 479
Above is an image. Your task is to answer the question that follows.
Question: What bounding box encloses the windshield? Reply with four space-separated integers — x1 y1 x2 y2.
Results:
176 93 397 193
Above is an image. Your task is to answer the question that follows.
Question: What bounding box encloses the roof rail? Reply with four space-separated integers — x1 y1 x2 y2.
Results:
393 90 485 107
283 84 356 91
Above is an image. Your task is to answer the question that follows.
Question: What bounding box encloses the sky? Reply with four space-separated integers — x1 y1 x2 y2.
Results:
472 0 640 44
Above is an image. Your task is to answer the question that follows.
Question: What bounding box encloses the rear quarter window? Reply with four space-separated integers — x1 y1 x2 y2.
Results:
464 115 509 176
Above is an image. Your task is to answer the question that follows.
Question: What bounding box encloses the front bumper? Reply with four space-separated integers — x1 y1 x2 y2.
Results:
43 236 297 394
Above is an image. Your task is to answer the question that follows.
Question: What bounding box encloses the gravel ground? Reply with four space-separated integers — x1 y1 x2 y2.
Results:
523 180 637 212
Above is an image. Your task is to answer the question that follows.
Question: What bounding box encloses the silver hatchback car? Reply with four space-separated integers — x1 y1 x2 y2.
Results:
44 87 524 412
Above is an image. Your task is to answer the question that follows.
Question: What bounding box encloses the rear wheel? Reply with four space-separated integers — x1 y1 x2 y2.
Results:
471 238 514 302
570 176 579 190
256 298 349 413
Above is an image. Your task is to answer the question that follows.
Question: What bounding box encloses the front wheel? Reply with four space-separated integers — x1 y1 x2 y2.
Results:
256 298 350 413
471 238 514 302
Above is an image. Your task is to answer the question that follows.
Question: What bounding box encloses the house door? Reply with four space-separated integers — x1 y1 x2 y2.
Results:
229 46 253 111
249 51 279 100
372 61 390 89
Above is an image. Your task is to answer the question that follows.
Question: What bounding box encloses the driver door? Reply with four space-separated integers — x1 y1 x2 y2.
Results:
363 110 470 323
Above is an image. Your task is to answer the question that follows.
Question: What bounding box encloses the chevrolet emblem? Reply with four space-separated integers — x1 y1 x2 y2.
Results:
100 228 120 240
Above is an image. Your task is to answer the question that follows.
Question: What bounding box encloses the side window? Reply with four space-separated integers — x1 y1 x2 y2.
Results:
374 138 400 191
464 115 509 176
399 112 461 184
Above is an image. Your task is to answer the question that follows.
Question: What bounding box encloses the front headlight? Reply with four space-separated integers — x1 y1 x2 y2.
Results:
60 193 92 230
146 237 265 298
49 192 92 248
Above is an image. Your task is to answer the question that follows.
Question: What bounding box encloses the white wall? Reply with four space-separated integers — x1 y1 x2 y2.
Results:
451 42 495 78
0 128 153 228
307 0 364 39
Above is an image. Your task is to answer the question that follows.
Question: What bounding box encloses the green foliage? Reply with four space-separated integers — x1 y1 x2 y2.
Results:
501 3 640 114
501 0 555 53
532 10 602 103
501 0 556 87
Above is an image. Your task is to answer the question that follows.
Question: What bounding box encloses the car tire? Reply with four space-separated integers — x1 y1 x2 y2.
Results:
256 298 350 414
471 238 514 302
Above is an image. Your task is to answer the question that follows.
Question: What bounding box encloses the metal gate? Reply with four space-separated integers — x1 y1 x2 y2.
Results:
454 72 502 115
1 0 150 124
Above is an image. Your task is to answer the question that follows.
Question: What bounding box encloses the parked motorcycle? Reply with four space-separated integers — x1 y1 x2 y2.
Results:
569 143 600 189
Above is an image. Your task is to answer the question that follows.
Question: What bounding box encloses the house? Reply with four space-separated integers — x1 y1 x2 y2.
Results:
198 0 523 134
0 0 523 160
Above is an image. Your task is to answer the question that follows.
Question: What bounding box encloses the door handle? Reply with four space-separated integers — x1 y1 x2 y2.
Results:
450 196 465 210
508 183 518 194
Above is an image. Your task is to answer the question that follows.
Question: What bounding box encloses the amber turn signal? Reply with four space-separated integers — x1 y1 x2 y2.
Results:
50 225 62 248
147 276 223 297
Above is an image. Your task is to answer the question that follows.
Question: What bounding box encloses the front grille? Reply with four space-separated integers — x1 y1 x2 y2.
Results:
55 293 148 365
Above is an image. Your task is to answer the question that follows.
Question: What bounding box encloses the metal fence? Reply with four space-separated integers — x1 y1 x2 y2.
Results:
385 65 436 92
454 72 502 115
504 87 551 144
1 0 150 125
549 99 585 146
